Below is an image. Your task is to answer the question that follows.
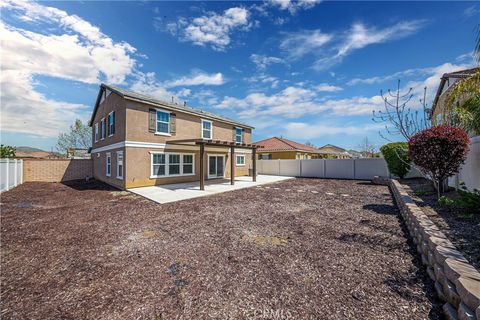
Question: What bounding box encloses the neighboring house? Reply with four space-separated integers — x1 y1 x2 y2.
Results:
89 84 257 190
254 137 324 160
317 144 352 159
431 67 479 126
66 148 91 159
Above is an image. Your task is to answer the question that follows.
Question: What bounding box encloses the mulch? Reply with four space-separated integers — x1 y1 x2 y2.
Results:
400 178 480 270
1 179 442 319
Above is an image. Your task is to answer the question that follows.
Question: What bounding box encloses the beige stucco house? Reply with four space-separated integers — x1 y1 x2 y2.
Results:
89 84 258 190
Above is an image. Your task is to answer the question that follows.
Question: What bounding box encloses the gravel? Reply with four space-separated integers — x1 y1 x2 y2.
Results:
1 179 442 319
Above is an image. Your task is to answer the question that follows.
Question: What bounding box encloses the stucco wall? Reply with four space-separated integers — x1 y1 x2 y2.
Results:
92 147 125 189
124 146 252 189
125 100 252 144
91 91 126 149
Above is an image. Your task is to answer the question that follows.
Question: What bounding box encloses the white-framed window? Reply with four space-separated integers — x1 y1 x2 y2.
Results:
94 123 99 142
235 127 242 143
106 152 111 177
116 151 123 179
201 119 212 139
108 111 115 136
152 153 166 177
183 154 193 174
151 152 195 178
236 155 245 166
101 118 106 140
156 109 170 135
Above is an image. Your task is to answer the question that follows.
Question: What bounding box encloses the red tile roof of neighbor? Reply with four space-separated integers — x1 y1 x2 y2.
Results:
253 137 321 153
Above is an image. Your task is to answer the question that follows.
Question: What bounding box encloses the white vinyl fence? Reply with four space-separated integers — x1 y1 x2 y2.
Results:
449 135 480 191
0 159 23 192
257 158 390 180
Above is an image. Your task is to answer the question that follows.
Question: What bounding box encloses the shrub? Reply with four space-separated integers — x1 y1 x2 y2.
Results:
456 182 480 214
408 126 470 196
438 196 455 206
380 142 410 178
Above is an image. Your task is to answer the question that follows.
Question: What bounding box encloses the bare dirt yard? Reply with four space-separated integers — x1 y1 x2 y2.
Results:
1 179 442 319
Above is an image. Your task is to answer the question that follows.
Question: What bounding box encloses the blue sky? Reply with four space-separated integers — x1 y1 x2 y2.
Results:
0 0 478 151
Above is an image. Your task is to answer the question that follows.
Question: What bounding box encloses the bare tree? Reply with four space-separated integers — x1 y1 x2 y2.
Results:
357 137 376 158
372 80 430 141
304 141 316 148
56 119 91 154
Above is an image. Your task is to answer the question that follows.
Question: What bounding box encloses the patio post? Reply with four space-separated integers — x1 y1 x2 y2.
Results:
200 143 205 190
230 146 235 185
252 147 257 182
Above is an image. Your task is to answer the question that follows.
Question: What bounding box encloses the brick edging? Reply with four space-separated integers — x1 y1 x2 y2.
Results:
386 178 480 320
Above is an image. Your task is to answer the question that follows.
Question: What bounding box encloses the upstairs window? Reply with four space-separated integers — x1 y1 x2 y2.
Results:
94 123 99 142
235 127 242 143
108 111 115 136
101 118 106 139
156 110 170 134
202 120 212 139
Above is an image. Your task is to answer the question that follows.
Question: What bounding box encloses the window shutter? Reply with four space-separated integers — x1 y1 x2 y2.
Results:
149 109 156 133
232 127 236 142
170 113 176 136
241 129 245 144
112 111 115 135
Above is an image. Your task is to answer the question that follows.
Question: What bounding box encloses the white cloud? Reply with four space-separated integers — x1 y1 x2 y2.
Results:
314 21 426 70
315 83 342 92
216 61 468 123
268 0 322 14
168 7 252 51
280 21 425 69
0 1 138 138
280 29 332 59
285 122 383 139
166 71 225 88
245 73 280 89
250 54 285 70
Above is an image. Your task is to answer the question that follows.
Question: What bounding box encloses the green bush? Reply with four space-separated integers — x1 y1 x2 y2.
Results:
380 142 411 179
438 196 455 206
456 182 480 214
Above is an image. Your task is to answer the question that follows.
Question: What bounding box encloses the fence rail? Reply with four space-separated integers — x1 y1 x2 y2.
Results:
0 159 23 192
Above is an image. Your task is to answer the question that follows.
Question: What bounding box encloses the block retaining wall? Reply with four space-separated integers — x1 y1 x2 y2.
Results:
385 178 480 320
23 159 93 182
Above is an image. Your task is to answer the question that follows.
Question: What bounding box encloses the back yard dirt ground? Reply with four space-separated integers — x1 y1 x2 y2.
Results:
1 179 442 319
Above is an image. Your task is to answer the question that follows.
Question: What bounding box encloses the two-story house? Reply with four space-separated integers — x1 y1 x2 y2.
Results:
89 84 258 190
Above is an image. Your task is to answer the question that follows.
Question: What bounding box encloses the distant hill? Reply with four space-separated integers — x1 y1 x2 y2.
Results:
15 146 46 153
14 146 61 159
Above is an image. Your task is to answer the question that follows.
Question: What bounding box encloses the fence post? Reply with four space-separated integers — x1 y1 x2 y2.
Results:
14 159 18 187
5 158 9 191
20 160 23 184
353 159 356 180
299 159 303 177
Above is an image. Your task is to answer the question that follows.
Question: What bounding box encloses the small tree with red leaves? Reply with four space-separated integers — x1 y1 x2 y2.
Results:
408 126 470 197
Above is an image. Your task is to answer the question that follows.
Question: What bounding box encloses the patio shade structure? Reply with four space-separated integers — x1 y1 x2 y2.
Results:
167 139 262 190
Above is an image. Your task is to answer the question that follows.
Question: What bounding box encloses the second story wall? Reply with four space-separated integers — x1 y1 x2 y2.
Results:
125 100 252 144
91 91 126 148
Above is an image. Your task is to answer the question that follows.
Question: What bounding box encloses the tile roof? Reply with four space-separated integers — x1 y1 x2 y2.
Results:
253 137 321 153
90 84 253 129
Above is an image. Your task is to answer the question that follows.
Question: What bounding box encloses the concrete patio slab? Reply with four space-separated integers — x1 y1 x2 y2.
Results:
128 175 293 204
